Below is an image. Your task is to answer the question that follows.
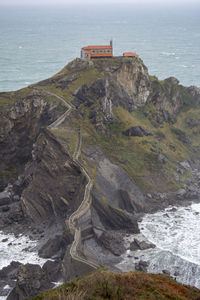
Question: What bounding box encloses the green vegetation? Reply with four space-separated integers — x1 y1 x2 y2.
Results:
31 270 200 300
1 57 200 193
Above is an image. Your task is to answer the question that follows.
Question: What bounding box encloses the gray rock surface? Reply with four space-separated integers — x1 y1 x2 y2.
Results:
130 238 155 251
7 264 53 300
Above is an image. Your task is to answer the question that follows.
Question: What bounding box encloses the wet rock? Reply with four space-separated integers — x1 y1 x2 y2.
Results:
0 261 21 281
135 260 149 272
42 260 62 282
7 263 53 300
169 207 177 212
174 271 179 276
1 238 8 242
176 189 187 198
1 205 10 212
130 238 155 251
0 191 11 206
98 231 125 256
162 269 170 276
1 202 24 226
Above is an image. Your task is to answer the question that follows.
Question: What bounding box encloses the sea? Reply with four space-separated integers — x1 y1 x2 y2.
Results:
0 3 200 92
0 2 200 294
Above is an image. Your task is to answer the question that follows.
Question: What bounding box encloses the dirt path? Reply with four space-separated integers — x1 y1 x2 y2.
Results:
36 89 98 269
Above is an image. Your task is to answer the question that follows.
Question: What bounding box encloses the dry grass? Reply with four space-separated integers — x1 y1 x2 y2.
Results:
32 270 200 300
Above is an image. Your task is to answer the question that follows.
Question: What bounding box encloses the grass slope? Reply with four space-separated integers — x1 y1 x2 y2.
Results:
32 270 200 300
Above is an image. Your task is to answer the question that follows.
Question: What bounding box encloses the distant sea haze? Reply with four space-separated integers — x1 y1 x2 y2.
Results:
0 4 199 92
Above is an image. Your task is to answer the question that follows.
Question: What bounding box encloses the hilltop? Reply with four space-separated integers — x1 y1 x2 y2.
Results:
1 56 200 299
32 269 200 300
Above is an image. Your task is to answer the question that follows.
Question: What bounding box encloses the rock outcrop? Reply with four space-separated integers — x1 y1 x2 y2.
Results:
7 264 53 300
1 56 200 299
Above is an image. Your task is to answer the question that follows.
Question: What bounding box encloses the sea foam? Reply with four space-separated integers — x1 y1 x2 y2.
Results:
0 231 47 270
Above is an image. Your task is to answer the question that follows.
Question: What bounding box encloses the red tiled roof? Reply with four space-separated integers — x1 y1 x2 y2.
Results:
123 52 139 58
84 50 90 54
90 53 113 57
82 45 112 50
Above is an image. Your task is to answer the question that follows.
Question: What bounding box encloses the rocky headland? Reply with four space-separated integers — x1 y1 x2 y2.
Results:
0 57 200 299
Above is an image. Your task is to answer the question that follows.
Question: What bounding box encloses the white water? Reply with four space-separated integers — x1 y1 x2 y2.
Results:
0 231 47 269
0 231 47 299
140 203 200 265
117 203 200 288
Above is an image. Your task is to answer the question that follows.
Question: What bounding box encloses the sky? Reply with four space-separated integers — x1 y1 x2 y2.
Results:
0 0 199 5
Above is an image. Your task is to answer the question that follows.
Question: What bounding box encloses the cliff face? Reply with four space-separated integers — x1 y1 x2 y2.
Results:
0 89 67 191
1 56 200 299
21 130 86 223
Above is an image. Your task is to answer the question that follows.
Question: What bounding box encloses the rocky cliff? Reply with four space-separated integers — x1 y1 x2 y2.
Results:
1 56 200 299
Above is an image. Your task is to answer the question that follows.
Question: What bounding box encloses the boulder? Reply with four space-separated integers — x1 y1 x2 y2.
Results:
42 260 62 282
0 191 11 206
162 269 170 276
7 264 53 300
98 231 125 256
123 126 153 137
130 238 155 251
135 260 149 272
0 261 21 281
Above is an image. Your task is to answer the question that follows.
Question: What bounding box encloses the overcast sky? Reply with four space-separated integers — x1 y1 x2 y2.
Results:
0 0 199 5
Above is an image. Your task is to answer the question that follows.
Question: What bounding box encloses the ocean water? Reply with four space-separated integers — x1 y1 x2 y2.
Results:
0 4 200 92
0 231 47 269
117 203 200 288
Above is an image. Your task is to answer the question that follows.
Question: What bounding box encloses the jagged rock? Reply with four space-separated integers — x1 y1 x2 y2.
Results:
174 271 180 276
135 260 149 272
20 130 86 223
1 205 10 212
38 233 71 259
42 260 62 282
56 74 78 90
176 188 187 198
7 264 53 300
123 126 153 137
162 269 170 276
187 86 200 104
98 231 125 256
0 202 23 226
130 238 155 251
0 261 21 281
0 191 11 206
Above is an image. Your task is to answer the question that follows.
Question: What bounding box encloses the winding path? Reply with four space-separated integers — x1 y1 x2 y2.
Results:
36 89 98 269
